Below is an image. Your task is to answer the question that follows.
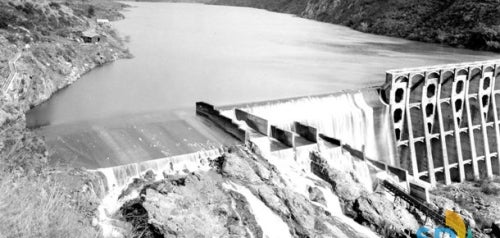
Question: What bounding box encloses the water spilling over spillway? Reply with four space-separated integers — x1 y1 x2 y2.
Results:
220 88 396 164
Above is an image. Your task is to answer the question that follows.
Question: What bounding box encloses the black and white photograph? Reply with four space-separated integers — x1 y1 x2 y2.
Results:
0 0 499 237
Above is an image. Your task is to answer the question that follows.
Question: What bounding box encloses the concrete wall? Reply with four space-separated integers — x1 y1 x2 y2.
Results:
318 133 342 146
293 122 318 142
196 102 215 116
196 102 247 142
235 108 270 136
387 165 409 182
270 125 295 148
367 157 410 184
342 144 365 160
367 158 388 171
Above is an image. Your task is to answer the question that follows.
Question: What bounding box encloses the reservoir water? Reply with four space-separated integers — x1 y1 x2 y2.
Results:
26 2 499 168
27 2 498 126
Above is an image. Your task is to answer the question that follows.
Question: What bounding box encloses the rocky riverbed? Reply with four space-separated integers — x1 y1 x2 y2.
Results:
116 146 378 237
97 145 484 238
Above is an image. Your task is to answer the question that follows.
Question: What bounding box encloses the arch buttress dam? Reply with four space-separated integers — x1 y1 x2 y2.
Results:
383 59 500 186
197 59 500 188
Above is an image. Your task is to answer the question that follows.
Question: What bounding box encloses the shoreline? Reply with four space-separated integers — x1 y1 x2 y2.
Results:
0 1 133 236
135 0 500 53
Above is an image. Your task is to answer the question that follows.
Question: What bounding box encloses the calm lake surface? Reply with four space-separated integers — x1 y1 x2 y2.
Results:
27 2 498 126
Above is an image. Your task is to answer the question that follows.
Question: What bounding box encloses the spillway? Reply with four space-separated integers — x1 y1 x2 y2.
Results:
220 88 396 164
92 90 390 238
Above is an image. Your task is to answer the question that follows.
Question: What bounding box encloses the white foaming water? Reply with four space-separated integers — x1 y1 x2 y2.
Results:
249 135 380 237
316 186 342 214
295 144 319 169
222 182 293 238
316 185 379 238
92 148 224 237
223 89 394 163
318 145 374 193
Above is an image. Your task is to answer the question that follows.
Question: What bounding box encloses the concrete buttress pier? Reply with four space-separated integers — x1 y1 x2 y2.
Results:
384 59 500 185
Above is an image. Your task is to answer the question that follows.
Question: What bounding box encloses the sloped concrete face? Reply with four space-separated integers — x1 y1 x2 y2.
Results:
385 60 500 185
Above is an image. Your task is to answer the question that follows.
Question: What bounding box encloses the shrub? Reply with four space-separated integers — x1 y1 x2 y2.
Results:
359 22 369 32
0 175 99 238
87 6 95 17
5 33 17 43
486 41 500 52
480 181 500 195
49 2 61 9
22 35 32 44
0 8 18 29
17 2 36 15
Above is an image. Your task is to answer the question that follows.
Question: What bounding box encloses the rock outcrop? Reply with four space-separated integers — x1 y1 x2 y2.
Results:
310 151 420 237
118 147 383 237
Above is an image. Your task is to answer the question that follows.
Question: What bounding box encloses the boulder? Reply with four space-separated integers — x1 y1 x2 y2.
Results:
353 192 420 235
308 186 327 206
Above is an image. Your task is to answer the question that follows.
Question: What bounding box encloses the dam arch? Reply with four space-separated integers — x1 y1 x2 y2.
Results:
386 59 500 185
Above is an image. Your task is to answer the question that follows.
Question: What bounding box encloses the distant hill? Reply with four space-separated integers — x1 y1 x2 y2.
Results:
205 0 500 52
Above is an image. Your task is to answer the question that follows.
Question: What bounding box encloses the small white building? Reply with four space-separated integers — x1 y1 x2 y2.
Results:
97 19 110 25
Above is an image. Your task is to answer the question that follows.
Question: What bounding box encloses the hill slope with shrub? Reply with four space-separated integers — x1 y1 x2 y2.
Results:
209 0 500 52
0 0 130 237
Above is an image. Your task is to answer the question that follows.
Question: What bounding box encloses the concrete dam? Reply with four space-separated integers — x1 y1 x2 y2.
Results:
196 59 500 187
90 59 500 237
